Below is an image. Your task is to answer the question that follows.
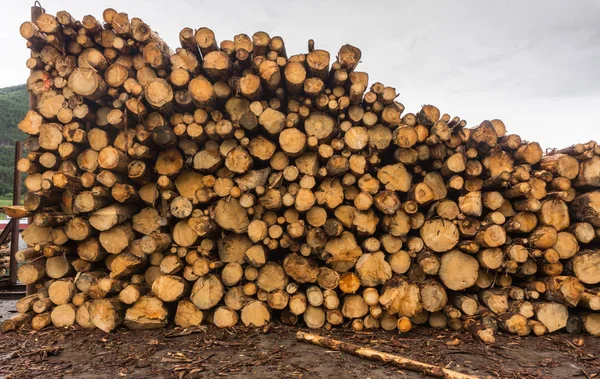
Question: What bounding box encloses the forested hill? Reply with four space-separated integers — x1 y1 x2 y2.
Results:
0 84 28 197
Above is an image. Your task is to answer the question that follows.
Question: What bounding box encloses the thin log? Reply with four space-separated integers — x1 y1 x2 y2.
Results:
295 331 477 379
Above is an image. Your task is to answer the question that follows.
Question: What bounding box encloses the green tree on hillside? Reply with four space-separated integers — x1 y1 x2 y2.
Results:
0 84 28 197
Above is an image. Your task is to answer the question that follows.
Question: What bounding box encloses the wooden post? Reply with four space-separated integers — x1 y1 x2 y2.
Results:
9 142 23 286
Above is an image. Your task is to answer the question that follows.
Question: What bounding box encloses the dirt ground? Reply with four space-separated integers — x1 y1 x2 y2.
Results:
1 316 599 379
0 299 16 323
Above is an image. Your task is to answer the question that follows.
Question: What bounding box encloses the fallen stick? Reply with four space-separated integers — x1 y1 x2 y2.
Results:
295 331 479 379
164 326 207 338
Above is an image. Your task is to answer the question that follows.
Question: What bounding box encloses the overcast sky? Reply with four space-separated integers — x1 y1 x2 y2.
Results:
3 0 599 149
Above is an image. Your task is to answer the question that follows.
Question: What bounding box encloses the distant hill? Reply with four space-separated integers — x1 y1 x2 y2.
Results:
0 84 28 197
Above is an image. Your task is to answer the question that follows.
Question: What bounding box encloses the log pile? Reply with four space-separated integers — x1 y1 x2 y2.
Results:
0 244 9 277
6 7 600 340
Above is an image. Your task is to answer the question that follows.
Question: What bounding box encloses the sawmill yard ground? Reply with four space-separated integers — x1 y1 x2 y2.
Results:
0 302 598 379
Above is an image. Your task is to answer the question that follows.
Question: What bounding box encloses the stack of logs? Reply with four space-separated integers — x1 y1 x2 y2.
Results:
0 244 9 277
5 7 600 341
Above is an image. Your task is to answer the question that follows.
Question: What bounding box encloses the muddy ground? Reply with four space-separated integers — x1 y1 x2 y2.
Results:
0 316 599 379
0 299 16 324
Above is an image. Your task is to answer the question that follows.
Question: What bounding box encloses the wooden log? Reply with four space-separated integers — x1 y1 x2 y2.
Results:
75 303 95 329
240 300 271 327
303 305 325 329
171 299 204 329
51 304 76 328
535 302 568 333
296 332 477 379
582 313 600 336
46 255 74 279
88 298 124 333
68 68 108 100
32 312 52 330
355 252 392 286
572 191 600 227
16 294 38 314
439 250 479 291
89 204 136 232
212 306 238 328
17 261 45 285
124 296 169 330
2 313 34 332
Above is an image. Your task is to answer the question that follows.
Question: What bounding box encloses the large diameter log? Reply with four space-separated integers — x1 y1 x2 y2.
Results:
124 296 169 329
355 252 392 287
539 199 570 231
439 250 479 291
88 298 124 333
420 281 448 313
110 252 145 279
133 207 167 235
155 148 184 176
572 192 600 227
379 277 422 317
190 274 224 310
174 299 204 328
283 253 319 283
377 163 412 192
303 306 326 329
143 78 173 112
583 313 600 336
570 250 600 285
420 219 459 253
212 198 249 233
68 67 108 100
99 223 135 254
218 234 252 264
342 295 369 319
75 303 95 329
18 110 43 135
212 306 239 328
22 224 52 246
17 261 45 284
324 231 362 272
51 304 76 328
574 155 600 187
240 300 271 327
152 275 188 302
540 154 579 180
535 302 568 333
257 262 288 292
46 255 74 279
89 204 136 231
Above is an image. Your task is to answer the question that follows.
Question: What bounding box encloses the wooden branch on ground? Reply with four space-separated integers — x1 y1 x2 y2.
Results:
295 331 478 379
